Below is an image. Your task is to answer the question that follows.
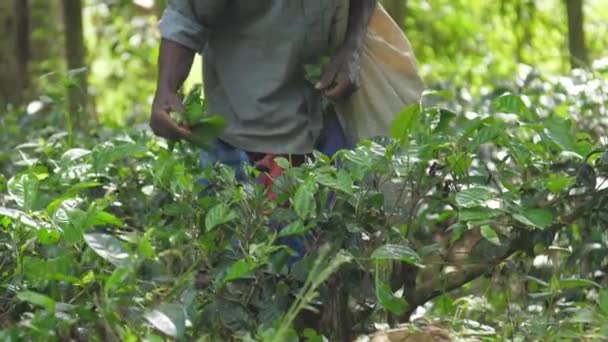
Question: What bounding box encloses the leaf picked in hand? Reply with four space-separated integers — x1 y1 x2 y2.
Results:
304 56 331 84
188 116 228 148
183 84 204 124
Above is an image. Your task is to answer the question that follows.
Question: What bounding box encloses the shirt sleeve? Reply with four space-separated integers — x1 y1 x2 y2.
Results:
159 0 210 53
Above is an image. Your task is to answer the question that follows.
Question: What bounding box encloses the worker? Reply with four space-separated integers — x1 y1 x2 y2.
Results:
149 1 377 260
149 0 377 173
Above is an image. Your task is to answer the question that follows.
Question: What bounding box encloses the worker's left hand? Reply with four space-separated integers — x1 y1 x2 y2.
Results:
315 48 361 100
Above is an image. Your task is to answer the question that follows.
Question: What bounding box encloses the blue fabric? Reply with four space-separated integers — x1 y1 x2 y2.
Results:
317 111 348 157
199 139 250 184
199 111 348 262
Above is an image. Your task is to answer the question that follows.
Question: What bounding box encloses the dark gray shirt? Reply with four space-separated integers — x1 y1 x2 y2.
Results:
160 0 338 154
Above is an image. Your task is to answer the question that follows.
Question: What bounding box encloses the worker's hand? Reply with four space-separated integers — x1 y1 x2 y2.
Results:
150 90 191 140
315 48 361 100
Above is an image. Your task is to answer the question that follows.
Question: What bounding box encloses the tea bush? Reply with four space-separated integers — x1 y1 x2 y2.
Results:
1 66 608 341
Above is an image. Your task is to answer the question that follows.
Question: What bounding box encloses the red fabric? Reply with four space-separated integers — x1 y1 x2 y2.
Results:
248 153 305 201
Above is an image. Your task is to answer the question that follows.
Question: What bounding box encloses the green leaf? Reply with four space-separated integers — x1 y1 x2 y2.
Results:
274 157 291 170
138 229 156 259
7 173 39 211
557 278 600 290
599 290 608 316
17 291 55 312
61 148 92 161
528 291 554 300
315 169 354 194
375 278 408 315
447 152 472 177
84 233 133 267
216 299 256 332
434 294 455 315
480 225 501 246
67 180 103 192
304 65 322 84
293 183 316 220
543 117 575 152
104 267 132 297
390 104 421 142
182 86 206 124
456 117 483 140
302 329 325 342
525 275 549 287
278 221 310 237
144 303 186 340
491 94 533 120
188 116 228 148
205 203 238 231
514 208 553 229
455 186 495 208
93 211 124 228
46 182 102 214
335 170 354 194
223 258 256 283
459 207 501 221
433 108 457 133
545 175 574 194
470 125 502 151
38 227 61 245
184 102 205 125
93 142 147 170
303 56 330 83
0 207 38 227
570 308 596 324
371 244 423 266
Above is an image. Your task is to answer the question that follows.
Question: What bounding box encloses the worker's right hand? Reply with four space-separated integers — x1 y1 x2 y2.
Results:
316 48 360 101
150 90 191 140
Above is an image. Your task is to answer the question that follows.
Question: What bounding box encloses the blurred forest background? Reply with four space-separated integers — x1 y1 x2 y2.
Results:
1 0 607 125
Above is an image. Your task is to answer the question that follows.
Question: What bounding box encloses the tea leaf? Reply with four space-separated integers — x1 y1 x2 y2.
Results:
514 208 553 229
599 290 608 316
205 203 237 231
7 173 39 212
492 94 533 120
144 303 186 339
294 183 316 220
223 258 257 283
480 225 501 245
188 116 228 148
390 104 421 142
455 186 495 208
459 207 501 221
278 220 310 237
84 233 133 267
371 244 423 266
17 291 56 312
557 278 600 290
375 278 408 315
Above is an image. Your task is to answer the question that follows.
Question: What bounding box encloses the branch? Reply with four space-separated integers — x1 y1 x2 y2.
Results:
400 192 598 320
410 263 494 308
387 174 608 325
410 235 523 307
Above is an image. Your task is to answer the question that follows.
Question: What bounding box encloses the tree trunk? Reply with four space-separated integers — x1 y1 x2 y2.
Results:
16 0 30 91
381 0 408 29
30 0 64 72
565 0 588 69
62 0 88 128
321 275 353 342
0 0 29 109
